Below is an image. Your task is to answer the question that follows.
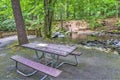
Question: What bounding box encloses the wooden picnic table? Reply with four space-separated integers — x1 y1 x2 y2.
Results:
11 42 80 80
22 43 77 57
21 42 81 67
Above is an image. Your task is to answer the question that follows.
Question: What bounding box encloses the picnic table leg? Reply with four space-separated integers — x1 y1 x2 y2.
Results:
49 54 78 68
56 55 78 68
69 55 78 66
15 61 38 77
35 50 45 59
50 55 60 67
40 75 48 80
66 55 78 66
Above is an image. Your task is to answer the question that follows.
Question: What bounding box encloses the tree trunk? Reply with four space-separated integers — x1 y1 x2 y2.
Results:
11 0 28 45
66 0 69 19
116 1 119 19
73 7 76 19
60 8 63 29
43 0 57 38
43 0 50 38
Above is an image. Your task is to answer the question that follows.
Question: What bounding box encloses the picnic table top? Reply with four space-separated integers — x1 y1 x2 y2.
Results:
22 43 77 57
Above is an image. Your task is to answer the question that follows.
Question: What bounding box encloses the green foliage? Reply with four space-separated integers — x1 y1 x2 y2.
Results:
0 19 16 31
112 30 120 33
25 19 43 30
116 20 120 27
0 0 118 31
89 18 102 29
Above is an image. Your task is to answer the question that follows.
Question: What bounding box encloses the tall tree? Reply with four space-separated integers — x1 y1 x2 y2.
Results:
11 0 28 45
43 0 57 38
66 0 70 19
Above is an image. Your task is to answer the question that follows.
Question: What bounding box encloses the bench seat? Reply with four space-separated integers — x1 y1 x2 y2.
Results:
11 55 62 77
71 51 83 56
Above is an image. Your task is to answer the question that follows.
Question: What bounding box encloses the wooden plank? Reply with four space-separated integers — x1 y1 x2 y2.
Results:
11 55 62 77
22 43 77 56
71 51 83 56
46 44 77 53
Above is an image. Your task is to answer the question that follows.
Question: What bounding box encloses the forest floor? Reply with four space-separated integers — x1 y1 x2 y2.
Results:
0 35 36 50
0 36 120 80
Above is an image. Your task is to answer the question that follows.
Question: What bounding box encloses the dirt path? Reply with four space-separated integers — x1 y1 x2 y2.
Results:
0 35 36 49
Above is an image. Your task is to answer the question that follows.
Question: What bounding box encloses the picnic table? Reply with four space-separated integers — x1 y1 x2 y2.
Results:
11 42 82 80
22 43 77 56
22 42 78 66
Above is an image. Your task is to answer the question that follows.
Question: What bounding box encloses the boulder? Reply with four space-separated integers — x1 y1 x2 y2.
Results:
116 42 120 47
52 32 65 38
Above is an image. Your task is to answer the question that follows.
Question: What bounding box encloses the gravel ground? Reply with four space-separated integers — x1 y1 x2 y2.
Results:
0 36 120 80
0 35 36 48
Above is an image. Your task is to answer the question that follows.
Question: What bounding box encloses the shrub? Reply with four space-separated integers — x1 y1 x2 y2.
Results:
116 20 120 27
89 19 102 29
0 19 16 31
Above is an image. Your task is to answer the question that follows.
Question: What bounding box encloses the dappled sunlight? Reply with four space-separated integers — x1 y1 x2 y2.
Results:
37 43 48 47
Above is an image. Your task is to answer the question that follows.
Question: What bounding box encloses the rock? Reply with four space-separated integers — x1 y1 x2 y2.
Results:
58 34 65 38
79 39 120 54
52 32 65 38
52 32 60 38
116 42 120 47
85 40 107 47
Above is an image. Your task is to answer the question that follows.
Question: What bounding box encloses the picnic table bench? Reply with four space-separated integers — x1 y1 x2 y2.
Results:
11 55 62 80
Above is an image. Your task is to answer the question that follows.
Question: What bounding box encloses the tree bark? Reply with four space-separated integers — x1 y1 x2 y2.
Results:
66 0 69 19
11 0 28 45
60 8 63 29
73 7 76 19
43 0 57 38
